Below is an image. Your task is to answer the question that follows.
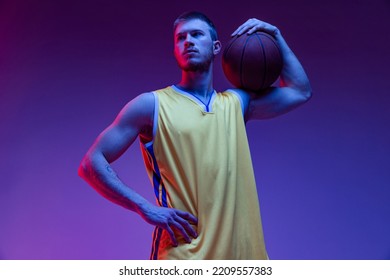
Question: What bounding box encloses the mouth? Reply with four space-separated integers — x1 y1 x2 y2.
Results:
184 49 198 55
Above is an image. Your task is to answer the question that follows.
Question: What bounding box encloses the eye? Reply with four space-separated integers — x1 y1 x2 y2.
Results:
192 31 203 37
176 34 186 41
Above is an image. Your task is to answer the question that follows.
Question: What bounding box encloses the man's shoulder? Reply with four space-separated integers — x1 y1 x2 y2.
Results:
150 86 174 95
118 91 156 123
220 88 250 100
131 91 155 109
216 88 251 119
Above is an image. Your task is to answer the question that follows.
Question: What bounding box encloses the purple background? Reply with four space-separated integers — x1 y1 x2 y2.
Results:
1 0 389 260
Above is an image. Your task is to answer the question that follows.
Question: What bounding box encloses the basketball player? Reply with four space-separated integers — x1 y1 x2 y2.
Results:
78 11 311 259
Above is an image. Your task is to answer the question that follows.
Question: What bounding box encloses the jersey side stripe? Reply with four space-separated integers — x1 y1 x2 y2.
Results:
146 144 168 208
150 227 163 260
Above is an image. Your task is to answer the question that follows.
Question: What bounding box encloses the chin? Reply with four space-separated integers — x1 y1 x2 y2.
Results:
179 60 211 72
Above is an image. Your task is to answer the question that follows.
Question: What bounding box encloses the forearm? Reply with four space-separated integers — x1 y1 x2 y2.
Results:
78 152 151 215
274 30 312 98
78 152 198 244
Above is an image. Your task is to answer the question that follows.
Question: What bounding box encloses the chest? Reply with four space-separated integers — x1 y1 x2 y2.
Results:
157 95 237 141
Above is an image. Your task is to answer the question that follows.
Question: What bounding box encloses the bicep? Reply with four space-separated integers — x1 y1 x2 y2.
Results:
87 92 154 163
92 121 139 163
247 86 310 120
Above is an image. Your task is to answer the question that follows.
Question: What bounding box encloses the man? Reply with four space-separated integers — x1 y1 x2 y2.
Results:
78 11 311 260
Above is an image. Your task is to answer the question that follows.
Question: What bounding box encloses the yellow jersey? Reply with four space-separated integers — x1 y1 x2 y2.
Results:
140 85 268 259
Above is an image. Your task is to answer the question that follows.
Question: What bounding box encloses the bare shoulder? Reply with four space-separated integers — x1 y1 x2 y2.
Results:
120 92 155 120
115 92 155 142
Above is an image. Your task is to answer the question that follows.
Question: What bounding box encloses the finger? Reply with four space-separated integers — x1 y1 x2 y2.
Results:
231 19 253 36
235 25 253 36
175 210 198 224
164 225 178 247
176 216 198 239
232 28 245 36
256 23 278 36
171 220 192 243
247 25 259 35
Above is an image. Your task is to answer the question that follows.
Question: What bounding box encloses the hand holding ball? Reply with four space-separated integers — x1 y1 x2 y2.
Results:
222 32 283 92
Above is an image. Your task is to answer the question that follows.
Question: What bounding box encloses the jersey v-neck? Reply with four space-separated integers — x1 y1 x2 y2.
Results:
172 85 217 113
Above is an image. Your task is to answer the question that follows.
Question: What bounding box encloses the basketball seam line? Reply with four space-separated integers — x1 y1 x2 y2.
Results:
254 33 267 90
240 35 250 89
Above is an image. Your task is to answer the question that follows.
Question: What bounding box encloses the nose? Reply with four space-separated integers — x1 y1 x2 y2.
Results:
184 34 194 46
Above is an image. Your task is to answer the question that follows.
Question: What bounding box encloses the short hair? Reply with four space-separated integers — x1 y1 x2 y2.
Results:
173 11 218 41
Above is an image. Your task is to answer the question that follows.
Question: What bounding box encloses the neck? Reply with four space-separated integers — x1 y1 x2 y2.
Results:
176 64 214 98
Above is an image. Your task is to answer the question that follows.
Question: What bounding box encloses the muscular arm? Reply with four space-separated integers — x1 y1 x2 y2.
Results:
231 19 312 120
78 92 197 246
78 93 153 212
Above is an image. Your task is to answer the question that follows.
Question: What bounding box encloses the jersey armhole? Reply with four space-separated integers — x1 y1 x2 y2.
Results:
226 89 245 117
144 91 159 148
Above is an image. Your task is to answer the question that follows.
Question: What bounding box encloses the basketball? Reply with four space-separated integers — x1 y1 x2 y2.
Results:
222 32 283 92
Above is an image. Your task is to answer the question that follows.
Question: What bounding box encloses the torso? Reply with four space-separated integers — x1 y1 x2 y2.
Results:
140 86 268 260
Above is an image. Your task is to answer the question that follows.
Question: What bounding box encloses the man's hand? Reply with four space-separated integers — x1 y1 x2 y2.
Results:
231 18 279 37
229 18 312 120
140 204 198 247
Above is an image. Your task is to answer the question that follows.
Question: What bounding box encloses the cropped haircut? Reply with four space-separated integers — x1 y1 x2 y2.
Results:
173 11 218 41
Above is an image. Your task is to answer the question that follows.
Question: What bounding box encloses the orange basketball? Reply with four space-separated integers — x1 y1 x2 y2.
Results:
222 32 283 91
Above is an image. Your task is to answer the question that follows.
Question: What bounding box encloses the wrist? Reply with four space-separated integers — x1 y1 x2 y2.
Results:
135 198 154 216
273 28 282 40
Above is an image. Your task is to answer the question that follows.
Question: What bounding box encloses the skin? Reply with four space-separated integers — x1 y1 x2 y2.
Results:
173 19 222 104
78 17 312 247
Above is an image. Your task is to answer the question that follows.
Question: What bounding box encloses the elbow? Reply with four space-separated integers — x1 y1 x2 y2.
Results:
78 154 92 180
300 82 312 103
285 77 312 104
303 88 312 103
292 88 312 109
78 160 86 179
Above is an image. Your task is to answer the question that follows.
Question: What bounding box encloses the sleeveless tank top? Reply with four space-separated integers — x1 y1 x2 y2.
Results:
140 85 268 259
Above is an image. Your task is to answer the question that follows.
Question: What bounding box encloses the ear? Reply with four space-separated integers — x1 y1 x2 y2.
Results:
213 40 222 55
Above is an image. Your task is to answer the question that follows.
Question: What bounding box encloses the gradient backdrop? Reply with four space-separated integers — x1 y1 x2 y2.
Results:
1 0 389 260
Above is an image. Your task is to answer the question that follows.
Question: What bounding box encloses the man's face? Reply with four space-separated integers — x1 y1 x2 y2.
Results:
173 19 219 72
